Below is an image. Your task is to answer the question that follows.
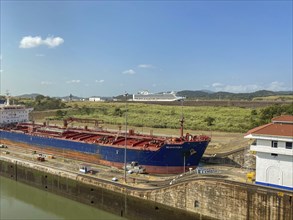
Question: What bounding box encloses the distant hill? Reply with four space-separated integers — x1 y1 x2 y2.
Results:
177 90 212 99
15 90 293 101
16 93 43 99
176 90 293 100
16 93 85 101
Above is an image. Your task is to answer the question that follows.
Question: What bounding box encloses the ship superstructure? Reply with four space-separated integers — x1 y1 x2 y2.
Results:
132 91 184 102
0 95 33 126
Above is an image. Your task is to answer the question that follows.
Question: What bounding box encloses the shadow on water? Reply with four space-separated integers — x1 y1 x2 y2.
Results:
0 175 126 220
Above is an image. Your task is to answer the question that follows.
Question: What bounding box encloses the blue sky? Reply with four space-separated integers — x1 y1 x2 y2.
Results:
0 1 292 97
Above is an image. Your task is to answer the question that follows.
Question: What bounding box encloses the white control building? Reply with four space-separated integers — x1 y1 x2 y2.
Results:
245 115 293 191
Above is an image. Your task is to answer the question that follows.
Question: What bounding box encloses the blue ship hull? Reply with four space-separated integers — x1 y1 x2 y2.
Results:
0 130 209 173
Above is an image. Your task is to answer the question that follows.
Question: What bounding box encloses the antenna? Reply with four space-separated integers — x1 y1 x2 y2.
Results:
180 99 184 137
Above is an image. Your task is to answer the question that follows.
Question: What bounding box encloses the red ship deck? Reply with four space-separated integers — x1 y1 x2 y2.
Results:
11 122 210 152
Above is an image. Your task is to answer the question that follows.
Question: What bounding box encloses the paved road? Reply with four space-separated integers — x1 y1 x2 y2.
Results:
1 144 248 190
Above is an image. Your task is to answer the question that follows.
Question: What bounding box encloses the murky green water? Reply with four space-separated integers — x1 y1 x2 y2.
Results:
0 176 126 220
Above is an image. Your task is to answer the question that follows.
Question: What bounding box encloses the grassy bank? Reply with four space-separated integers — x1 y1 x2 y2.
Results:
37 101 253 133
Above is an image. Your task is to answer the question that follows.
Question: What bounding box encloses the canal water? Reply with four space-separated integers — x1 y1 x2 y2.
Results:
0 176 126 220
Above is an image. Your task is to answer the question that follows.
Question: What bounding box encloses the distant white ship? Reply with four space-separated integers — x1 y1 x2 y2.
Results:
132 91 184 102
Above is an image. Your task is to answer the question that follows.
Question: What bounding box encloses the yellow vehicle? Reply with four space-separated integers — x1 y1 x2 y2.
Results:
246 172 255 183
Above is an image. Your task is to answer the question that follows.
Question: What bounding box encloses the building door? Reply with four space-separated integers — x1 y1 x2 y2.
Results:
266 166 282 185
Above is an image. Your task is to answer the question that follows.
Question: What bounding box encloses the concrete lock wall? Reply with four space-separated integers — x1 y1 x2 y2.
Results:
0 158 211 220
0 158 292 220
140 181 292 220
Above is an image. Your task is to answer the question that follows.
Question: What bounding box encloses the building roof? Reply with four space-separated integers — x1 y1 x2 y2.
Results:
272 115 293 123
246 115 293 138
246 123 293 138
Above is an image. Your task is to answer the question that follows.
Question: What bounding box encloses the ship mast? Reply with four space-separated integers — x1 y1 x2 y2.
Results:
180 99 184 137
5 91 10 106
124 92 128 183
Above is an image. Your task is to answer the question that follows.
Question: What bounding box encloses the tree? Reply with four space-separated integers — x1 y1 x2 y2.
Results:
204 116 215 126
35 95 45 105
259 104 293 124
32 95 66 111
113 107 123 117
56 110 67 118
249 104 293 128
80 106 91 115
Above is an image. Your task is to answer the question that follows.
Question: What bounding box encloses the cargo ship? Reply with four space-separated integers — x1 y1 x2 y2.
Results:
0 97 210 174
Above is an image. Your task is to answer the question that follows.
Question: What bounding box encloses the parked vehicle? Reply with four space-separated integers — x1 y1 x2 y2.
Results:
0 144 7 148
123 161 146 174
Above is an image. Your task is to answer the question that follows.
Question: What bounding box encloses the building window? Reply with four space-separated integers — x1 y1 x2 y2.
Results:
271 141 278 148
286 142 292 149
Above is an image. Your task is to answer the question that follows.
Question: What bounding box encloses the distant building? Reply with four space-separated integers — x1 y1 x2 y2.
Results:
132 91 184 102
89 97 104 102
245 115 293 190
61 94 84 102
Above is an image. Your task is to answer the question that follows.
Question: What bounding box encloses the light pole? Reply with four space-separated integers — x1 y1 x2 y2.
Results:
181 98 185 173
124 92 128 183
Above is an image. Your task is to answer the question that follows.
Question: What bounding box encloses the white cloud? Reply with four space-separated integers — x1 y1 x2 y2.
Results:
212 82 223 87
66 80 81 84
43 37 64 48
122 69 136 75
95 79 105 83
225 85 260 93
210 81 289 93
0 69 3 73
211 82 261 93
19 36 64 48
138 64 154 69
19 36 42 48
41 81 53 85
267 81 285 91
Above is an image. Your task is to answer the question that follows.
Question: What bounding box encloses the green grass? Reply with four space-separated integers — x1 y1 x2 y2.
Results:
47 101 254 133
252 95 293 101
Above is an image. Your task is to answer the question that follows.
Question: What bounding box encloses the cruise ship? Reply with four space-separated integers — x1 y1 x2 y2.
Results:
132 91 184 102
